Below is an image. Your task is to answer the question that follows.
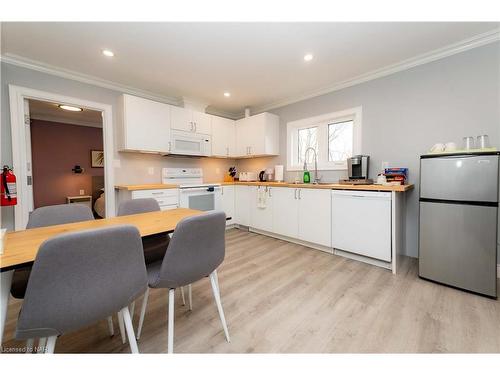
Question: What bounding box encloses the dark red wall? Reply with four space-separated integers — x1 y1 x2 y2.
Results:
31 120 103 208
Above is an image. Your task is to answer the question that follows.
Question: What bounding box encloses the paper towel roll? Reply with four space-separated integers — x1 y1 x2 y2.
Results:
274 165 284 182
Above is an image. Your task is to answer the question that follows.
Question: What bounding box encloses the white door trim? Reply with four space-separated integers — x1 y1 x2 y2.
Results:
8 84 116 230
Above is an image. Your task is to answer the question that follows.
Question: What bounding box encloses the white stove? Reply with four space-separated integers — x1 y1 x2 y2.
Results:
162 168 222 211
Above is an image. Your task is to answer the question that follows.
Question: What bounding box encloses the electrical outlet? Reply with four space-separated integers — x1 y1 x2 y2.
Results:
215 168 220 175
79 189 85 195
148 167 155 175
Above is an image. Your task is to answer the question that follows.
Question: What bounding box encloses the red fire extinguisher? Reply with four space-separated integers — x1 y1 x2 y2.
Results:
1 165 17 206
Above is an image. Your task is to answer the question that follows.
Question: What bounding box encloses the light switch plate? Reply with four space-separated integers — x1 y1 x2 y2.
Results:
79 189 85 195
148 167 155 175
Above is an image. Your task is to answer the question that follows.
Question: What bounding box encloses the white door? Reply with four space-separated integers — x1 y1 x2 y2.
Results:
298 188 332 247
192 111 212 135
24 99 34 213
250 186 273 232
123 95 171 152
212 116 235 157
331 191 391 261
234 185 251 226
235 117 251 157
170 105 192 132
221 185 235 225
272 187 299 238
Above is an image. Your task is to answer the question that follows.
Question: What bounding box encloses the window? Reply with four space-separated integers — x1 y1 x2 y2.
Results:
287 107 361 171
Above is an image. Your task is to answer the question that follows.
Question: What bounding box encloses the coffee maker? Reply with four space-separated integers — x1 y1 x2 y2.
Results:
340 155 372 184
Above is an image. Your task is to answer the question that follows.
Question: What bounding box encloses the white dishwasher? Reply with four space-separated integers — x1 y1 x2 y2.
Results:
331 190 392 262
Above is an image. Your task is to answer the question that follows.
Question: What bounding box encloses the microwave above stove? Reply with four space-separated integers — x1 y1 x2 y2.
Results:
169 130 211 157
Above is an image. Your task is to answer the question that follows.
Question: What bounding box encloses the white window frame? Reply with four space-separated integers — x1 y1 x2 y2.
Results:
286 106 362 171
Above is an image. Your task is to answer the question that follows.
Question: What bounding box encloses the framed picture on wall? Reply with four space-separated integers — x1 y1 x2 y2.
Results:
91 150 104 168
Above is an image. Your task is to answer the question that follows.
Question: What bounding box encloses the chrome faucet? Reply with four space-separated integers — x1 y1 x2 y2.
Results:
303 147 321 184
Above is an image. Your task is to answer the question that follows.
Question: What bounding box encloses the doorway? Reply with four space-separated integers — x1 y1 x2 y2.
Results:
9 85 115 230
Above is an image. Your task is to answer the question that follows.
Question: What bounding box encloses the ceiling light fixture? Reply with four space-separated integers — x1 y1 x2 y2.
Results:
303 53 314 62
223 92 231 97
102 49 115 57
58 104 83 112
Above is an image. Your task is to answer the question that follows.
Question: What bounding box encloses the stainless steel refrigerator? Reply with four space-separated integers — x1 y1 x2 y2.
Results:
419 152 499 298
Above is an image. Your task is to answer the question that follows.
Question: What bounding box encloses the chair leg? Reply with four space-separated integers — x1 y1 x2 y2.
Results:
118 311 127 344
168 288 175 354
121 306 139 354
26 338 34 353
45 336 57 354
37 337 47 354
107 316 114 337
213 269 220 291
130 301 136 319
136 288 150 340
209 271 230 343
188 284 193 311
180 286 186 306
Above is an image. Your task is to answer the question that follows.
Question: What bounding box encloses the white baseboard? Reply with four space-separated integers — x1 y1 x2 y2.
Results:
248 228 333 255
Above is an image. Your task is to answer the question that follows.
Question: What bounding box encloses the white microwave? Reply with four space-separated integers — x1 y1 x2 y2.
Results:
169 130 211 156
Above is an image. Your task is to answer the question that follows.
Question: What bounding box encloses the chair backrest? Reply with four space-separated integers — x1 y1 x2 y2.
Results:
150 211 226 289
27 204 94 229
15 225 148 340
117 198 160 216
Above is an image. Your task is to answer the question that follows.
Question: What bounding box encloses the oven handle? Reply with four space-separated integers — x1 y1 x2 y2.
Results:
181 186 221 193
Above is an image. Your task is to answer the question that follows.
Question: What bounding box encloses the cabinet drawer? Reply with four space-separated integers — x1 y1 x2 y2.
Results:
131 189 178 199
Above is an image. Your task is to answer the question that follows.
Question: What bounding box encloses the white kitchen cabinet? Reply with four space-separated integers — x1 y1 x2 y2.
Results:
117 188 179 211
250 186 273 232
272 187 299 238
234 185 251 226
298 188 332 247
119 94 171 153
331 191 391 261
235 112 280 157
212 116 236 157
170 106 211 135
221 185 235 225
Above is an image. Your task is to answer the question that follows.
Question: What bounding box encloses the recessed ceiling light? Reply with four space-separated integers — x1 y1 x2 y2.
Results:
58 104 83 112
102 49 114 57
223 92 231 97
304 53 314 62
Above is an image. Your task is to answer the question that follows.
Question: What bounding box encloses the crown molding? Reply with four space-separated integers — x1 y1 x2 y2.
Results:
0 53 241 120
30 114 103 128
250 28 500 114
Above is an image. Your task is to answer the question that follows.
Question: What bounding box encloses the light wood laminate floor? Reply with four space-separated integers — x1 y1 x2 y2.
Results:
3 228 500 353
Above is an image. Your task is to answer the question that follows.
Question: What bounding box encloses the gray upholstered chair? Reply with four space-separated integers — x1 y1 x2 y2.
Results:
136 210 230 353
15 225 148 353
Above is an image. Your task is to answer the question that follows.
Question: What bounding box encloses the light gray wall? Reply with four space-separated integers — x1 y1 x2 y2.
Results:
0 63 235 229
238 42 500 259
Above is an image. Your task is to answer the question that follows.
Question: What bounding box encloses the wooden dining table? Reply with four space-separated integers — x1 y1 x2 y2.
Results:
0 208 204 344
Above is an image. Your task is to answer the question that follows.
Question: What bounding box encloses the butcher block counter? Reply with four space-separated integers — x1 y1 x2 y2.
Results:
219 181 413 192
115 184 178 191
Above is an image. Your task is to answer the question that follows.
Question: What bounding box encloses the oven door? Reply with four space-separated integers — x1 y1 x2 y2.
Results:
180 187 222 211
170 130 211 156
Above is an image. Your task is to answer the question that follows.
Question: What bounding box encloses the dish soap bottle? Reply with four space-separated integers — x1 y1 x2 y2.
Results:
303 164 311 183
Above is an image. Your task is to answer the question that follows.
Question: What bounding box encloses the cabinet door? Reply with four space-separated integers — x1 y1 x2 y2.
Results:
212 116 235 157
192 111 212 135
235 117 251 157
272 187 299 239
122 95 171 152
250 186 273 232
298 188 332 247
221 185 235 225
246 114 265 156
234 185 251 226
170 105 192 132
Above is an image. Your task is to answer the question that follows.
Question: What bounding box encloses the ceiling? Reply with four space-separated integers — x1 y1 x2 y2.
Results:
29 99 102 128
2 22 499 116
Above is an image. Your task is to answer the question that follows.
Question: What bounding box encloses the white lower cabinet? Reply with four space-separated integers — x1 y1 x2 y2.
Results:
250 186 273 232
234 185 251 226
117 188 179 211
272 187 299 238
221 185 235 225
298 188 332 247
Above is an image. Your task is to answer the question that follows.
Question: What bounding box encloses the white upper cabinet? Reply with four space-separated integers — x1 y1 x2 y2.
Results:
212 116 236 157
171 106 212 135
119 94 171 153
235 112 280 157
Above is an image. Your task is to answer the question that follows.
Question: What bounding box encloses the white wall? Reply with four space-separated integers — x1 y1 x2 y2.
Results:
237 42 500 259
0 62 235 229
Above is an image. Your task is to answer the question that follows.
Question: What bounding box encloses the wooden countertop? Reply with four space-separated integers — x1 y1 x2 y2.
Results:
0 208 202 271
115 184 179 191
219 181 413 192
